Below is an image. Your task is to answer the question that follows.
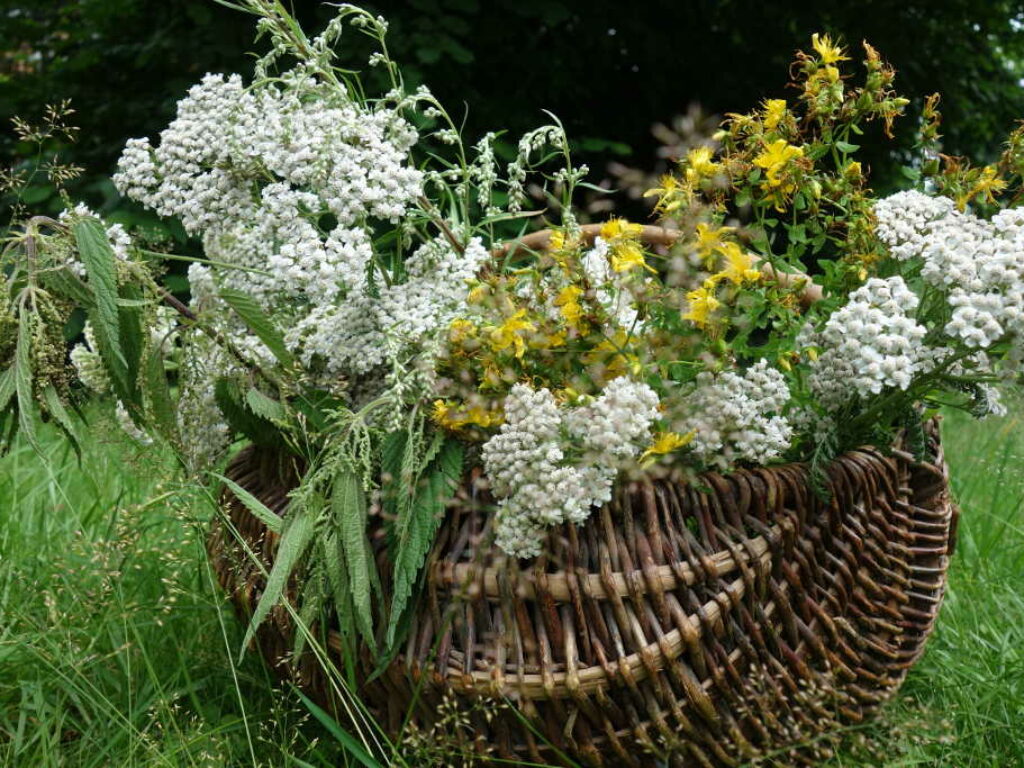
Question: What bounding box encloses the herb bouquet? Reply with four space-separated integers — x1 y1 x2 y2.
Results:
2 3 1019 764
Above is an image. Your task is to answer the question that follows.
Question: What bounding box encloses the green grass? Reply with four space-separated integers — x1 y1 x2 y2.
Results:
0 417 352 767
1 404 1022 767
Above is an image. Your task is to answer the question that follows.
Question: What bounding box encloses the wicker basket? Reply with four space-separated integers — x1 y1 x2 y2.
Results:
208 424 955 767
206 228 957 766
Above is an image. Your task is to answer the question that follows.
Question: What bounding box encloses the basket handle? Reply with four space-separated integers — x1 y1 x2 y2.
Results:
493 224 823 309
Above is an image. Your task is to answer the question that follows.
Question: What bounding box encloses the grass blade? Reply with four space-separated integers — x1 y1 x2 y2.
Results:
292 688 384 768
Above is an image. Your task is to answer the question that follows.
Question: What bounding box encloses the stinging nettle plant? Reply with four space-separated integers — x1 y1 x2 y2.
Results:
2 5 1023 670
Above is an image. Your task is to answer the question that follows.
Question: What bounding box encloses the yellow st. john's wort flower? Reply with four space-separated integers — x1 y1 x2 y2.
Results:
640 430 697 465
958 165 1007 209
600 218 643 241
432 400 504 431
555 284 585 327
754 140 804 188
694 222 735 266
487 309 536 358
610 239 657 274
712 242 762 286
448 317 477 345
684 145 720 186
644 173 688 214
762 99 788 132
682 285 721 328
811 33 849 65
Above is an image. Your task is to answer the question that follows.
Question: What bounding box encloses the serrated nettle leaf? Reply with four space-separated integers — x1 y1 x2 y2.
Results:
384 440 462 649
321 532 352 634
380 430 407 485
436 437 464 488
0 367 15 414
14 314 38 452
386 469 447 647
214 472 284 534
293 561 328 658
240 504 316 659
41 267 93 307
214 376 282 447
72 218 128 381
246 387 286 423
332 467 377 645
115 283 146 416
144 346 178 443
219 287 294 366
41 385 80 448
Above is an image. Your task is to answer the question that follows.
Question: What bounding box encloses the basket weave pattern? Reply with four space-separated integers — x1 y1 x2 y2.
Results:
207 423 955 766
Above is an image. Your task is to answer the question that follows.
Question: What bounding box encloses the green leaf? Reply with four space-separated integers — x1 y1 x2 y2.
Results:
213 472 284 535
41 385 80 451
436 437 464 487
0 367 15 415
240 503 316 658
144 346 178 443
293 389 343 433
115 282 146 417
332 468 377 645
214 377 283 447
380 430 407 486
219 287 294 367
72 218 127 386
835 140 860 154
14 315 38 452
246 387 286 423
40 267 93 307
385 438 463 648
321 531 359 681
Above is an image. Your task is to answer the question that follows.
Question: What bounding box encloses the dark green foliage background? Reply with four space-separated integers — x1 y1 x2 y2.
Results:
3 0 1024 222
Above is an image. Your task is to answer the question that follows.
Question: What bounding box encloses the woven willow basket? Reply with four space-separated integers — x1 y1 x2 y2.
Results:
206 228 957 766
208 424 955 766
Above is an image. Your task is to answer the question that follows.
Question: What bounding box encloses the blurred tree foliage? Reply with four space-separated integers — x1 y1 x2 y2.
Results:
3 0 1024 227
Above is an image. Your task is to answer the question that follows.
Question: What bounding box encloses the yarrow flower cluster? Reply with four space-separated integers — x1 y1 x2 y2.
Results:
800 277 935 408
482 378 658 558
874 192 1024 348
112 71 431 382
287 237 490 378
673 360 793 470
111 59 497 411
